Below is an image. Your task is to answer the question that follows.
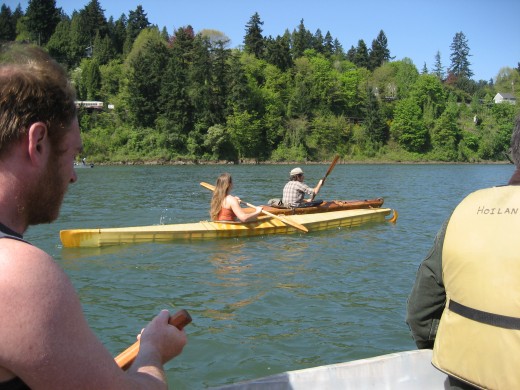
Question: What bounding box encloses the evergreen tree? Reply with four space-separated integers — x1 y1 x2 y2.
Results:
109 14 127 56
332 38 344 58
189 34 213 128
25 0 60 45
46 18 72 67
432 50 444 80
0 5 16 41
210 37 231 124
126 29 168 128
353 39 369 69
368 30 391 70
346 45 356 63
421 62 428 74
81 58 102 100
449 31 473 79
323 31 334 57
124 5 150 55
81 0 107 40
264 33 293 71
244 12 264 59
92 32 114 65
158 26 195 150
312 28 324 54
226 52 254 115
292 19 312 58
363 88 388 145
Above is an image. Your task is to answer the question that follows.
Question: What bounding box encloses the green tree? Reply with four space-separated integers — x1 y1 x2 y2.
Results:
98 59 123 102
125 28 168 128
210 36 231 124
432 50 444 80
391 98 428 152
308 113 350 159
0 5 16 41
449 31 473 79
287 57 313 117
78 58 102 100
25 0 60 45
431 103 461 160
189 34 213 130
410 74 447 119
332 38 344 58
312 28 324 54
368 30 391 71
124 5 150 55
292 19 312 58
158 26 195 151
363 88 388 146
353 39 369 69
393 58 419 99
244 12 264 59
46 18 72 66
226 108 263 161
203 124 237 161
261 62 289 153
108 14 126 56
68 10 94 66
494 67 520 94
264 32 293 71
81 0 107 40
346 45 356 63
323 31 334 57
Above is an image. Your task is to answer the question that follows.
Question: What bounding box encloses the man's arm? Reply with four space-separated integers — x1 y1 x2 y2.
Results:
406 219 449 349
0 240 186 389
312 179 324 197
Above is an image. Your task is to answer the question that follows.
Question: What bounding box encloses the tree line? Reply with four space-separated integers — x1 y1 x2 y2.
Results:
1 0 519 163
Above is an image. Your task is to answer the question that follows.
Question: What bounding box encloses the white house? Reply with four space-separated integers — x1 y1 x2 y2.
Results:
493 92 517 104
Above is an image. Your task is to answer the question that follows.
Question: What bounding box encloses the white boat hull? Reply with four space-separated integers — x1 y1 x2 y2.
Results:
212 350 448 389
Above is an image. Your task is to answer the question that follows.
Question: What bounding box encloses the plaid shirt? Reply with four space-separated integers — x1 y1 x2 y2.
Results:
282 180 314 207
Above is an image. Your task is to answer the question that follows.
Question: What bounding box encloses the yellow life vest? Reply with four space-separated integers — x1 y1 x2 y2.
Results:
432 186 520 389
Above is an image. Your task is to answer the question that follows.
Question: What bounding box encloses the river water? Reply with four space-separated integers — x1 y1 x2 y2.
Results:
27 163 512 389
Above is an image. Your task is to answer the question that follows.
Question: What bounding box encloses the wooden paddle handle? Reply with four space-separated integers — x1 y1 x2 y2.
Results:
115 309 192 370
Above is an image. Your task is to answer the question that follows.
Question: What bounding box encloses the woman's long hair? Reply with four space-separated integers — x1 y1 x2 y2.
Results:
210 173 232 220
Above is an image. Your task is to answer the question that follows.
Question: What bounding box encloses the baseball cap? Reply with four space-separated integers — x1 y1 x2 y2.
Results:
290 167 304 176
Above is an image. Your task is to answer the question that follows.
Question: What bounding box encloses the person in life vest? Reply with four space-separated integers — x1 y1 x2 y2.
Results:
406 115 520 390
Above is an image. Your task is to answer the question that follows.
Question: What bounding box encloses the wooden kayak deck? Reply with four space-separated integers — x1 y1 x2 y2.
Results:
60 208 396 248
244 198 384 215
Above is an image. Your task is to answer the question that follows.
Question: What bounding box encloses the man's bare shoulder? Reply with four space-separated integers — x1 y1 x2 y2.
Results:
0 239 133 388
0 238 72 294
0 238 78 342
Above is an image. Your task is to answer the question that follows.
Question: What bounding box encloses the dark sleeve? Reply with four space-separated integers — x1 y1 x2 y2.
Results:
405 218 449 349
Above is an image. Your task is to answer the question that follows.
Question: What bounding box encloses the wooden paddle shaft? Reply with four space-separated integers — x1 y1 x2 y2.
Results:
322 155 340 183
311 155 339 201
115 309 192 371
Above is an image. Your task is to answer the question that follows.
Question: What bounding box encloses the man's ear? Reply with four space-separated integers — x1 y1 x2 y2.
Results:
27 122 49 165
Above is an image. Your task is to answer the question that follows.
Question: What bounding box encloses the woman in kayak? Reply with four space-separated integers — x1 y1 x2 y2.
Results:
210 173 263 222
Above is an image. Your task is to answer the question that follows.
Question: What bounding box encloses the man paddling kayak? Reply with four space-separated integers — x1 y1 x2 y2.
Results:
282 167 324 207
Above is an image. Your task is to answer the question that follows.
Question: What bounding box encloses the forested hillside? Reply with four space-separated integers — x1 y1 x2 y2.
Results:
1 0 519 163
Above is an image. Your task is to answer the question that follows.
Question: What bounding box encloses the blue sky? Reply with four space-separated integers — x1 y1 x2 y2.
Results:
5 0 520 82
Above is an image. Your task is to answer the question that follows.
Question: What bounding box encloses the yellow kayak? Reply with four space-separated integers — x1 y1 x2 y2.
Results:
60 208 397 248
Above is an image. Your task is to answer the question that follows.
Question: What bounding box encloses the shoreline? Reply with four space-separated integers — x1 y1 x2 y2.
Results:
88 158 512 166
